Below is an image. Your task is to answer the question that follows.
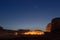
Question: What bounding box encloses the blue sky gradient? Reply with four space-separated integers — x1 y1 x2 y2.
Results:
0 0 60 30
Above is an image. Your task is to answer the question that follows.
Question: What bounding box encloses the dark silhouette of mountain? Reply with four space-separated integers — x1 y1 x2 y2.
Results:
43 17 60 40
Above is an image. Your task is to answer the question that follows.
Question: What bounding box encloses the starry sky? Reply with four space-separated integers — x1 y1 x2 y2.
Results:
0 0 60 31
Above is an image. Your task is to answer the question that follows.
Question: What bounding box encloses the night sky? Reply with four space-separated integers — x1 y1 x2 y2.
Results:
0 0 60 31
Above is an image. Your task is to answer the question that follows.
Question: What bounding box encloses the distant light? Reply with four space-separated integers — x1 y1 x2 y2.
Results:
15 32 18 36
23 30 44 35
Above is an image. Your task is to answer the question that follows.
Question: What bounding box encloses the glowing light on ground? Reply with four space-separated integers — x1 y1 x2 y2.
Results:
23 30 44 35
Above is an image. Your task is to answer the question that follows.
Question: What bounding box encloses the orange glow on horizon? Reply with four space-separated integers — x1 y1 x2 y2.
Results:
23 30 44 35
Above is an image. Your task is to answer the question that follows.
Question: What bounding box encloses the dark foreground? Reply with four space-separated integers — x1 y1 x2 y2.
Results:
0 35 44 40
